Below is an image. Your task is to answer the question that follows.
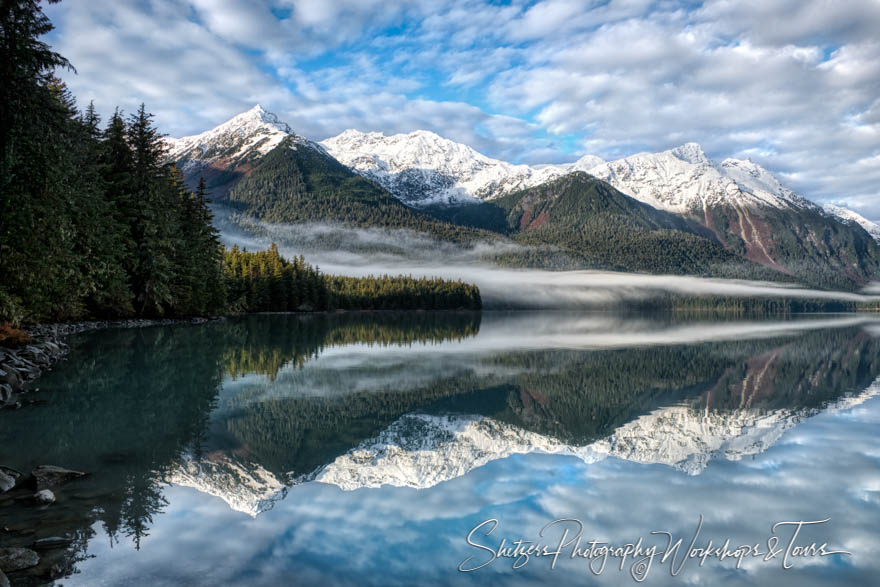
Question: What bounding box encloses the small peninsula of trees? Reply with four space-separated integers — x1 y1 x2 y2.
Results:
224 244 481 313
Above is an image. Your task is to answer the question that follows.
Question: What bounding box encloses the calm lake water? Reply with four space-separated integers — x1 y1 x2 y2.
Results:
2 312 879 586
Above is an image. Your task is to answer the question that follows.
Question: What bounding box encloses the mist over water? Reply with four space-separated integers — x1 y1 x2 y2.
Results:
213 207 880 308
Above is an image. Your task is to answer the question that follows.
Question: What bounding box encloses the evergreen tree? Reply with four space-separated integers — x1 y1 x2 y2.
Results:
100 109 137 269
68 96 133 316
0 0 75 321
126 104 177 315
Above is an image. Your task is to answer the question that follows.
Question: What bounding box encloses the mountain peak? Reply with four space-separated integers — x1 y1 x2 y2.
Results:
407 128 446 141
670 142 708 165
334 128 372 138
571 153 606 170
227 104 291 134
165 105 300 176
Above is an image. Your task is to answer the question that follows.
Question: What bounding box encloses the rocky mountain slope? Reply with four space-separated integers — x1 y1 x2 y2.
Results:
319 125 880 287
484 171 783 278
582 144 880 288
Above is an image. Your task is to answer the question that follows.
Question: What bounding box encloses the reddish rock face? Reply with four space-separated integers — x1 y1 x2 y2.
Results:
696 200 880 288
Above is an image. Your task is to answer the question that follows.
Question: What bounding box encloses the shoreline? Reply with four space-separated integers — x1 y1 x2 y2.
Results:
1 316 224 409
1 309 476 407
23 315 222 339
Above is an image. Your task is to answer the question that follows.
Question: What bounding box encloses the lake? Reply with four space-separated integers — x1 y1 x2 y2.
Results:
2 312 879 586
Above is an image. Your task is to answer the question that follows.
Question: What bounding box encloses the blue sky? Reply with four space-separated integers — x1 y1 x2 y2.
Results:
44 0 880 218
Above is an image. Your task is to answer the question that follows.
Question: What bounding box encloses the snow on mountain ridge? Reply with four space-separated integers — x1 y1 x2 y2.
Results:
670 142 710 165
320 128 599 206
321 124 819 215
586 145 818 216
569 154 606 171
720 157 812 208
231 103 292 134
823 204 880 242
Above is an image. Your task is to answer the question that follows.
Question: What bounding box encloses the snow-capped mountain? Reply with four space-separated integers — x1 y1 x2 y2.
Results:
164 105 327 194
319 127 815 216
320 129 603 206
585 143 814 215
167 105 286 170
164 106 844 229
166 106 849 228
165 106 880 286
317 126 880 281
580 143 880 280
824 204 880 242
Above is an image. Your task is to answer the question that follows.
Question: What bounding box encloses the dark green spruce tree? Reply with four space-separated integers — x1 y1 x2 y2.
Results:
0 0 76 321
127 103 176 315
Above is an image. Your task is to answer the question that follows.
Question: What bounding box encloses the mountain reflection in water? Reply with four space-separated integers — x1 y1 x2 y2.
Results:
1 311 879 585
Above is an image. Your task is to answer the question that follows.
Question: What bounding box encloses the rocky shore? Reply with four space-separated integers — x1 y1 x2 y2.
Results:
0 465 88 584
0 316 220 409
1 317 223 581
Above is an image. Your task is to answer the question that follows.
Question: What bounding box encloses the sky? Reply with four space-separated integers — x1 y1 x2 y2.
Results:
44 0 880 219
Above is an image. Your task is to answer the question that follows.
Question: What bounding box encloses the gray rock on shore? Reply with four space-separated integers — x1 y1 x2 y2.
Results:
0 547 40 572
0 367 21 388
32 466 86 490
0 334 68 404
0 471 15 493
34 489 55 505
0 466 21 493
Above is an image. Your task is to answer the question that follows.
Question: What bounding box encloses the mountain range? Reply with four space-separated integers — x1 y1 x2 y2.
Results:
166 106 880 290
